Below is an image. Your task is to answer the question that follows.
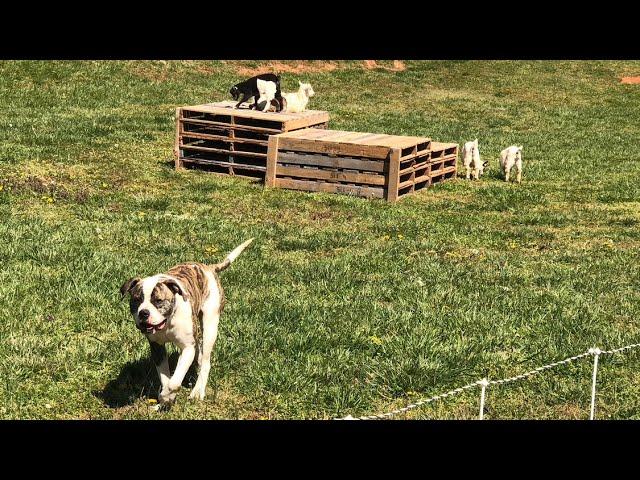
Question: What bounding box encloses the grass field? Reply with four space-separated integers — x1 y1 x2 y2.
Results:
1 60 640 420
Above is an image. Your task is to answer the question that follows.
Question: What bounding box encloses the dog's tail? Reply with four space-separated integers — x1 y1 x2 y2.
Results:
213 238 254 272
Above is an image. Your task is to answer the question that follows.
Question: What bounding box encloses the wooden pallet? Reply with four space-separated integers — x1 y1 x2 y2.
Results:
266 128 443 202
426 141 458 182
175 101 330 180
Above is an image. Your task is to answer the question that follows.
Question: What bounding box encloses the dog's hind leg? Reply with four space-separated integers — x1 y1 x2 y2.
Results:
190 307 220 401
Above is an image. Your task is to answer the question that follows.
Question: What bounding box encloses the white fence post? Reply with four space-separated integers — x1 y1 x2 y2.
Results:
588 347 602 420
478 379 489 420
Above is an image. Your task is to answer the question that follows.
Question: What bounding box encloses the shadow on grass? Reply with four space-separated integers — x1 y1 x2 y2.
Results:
94 352 198 408
159 158 175 170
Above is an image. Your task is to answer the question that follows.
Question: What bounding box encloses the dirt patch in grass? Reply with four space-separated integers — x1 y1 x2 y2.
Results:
127 61 172 82
363 60 406 72
234 61 340 76
620 76 640 84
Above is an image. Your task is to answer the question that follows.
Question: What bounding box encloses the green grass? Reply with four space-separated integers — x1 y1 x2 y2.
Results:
1 60 640 419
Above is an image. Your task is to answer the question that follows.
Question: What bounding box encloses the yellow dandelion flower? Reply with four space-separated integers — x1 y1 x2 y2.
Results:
147 399 157 405
369 335 383 346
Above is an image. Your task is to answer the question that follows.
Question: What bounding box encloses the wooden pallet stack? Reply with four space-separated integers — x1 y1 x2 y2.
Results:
428 142 458 185
174 101 329 179
266 128 458 202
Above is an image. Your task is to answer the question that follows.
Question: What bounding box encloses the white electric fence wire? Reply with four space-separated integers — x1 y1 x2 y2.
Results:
336 341 640 420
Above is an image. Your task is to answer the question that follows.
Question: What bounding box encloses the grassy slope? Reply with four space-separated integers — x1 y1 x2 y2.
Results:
1 60 639 419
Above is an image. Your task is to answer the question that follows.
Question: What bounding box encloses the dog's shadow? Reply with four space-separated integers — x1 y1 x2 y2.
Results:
95 352 198 408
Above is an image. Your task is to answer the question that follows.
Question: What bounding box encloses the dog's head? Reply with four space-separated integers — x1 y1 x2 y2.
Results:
120 275 189 335
230 85 240 101
298 81 315 98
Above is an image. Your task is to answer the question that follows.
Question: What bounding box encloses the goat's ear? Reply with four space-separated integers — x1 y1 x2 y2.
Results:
482 161 489 167
298 80 303 86
474 138 478 144
518 145 524 151
120 277 140 299
161 278 190 301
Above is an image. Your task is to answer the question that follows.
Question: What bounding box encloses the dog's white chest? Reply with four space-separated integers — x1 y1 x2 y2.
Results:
148 297 195 349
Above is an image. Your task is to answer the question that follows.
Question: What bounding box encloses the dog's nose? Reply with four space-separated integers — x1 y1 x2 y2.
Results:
138 309 150 321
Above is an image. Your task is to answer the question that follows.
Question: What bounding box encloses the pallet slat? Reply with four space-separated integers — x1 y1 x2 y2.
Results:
275 178 385 198
277 151 386 173
277 165 386 186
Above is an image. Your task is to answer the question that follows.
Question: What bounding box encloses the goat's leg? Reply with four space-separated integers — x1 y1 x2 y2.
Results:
516 159 522 183
465 164 471 180
235 93 251 109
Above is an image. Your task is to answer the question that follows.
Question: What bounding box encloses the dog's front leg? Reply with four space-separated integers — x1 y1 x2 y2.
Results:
159 344 196 407
148 341 171 410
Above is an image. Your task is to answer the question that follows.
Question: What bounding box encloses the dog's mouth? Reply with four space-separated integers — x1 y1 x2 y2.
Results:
138 319 167 334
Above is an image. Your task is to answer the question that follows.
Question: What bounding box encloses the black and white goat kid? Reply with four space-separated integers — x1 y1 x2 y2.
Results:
229 73 284 112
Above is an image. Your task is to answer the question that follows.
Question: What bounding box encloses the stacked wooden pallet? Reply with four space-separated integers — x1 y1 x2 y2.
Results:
266 128 457 202
174 101 329 179
428 142 458 185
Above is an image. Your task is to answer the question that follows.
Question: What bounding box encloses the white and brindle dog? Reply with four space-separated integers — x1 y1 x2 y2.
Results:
120 238 253 410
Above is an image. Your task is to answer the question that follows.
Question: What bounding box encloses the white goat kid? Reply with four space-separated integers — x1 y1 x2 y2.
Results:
255 78 277 112
462 139 488 180
500 145 524 183
282 81 315 113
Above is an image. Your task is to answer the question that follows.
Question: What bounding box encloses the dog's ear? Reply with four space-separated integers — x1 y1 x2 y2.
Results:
161 278 190 301
120 277 140 299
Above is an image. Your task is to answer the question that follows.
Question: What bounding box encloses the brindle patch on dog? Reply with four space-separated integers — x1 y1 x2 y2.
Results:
150 282 176 319
166 263 213 340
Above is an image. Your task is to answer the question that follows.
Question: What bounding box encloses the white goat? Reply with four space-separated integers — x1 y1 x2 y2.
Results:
462 139 488 180
282 81 315 113
255 78 277 112
500 145 524 183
